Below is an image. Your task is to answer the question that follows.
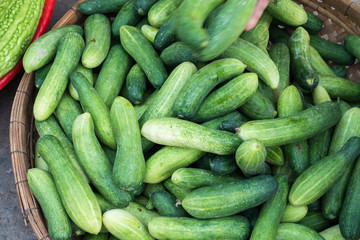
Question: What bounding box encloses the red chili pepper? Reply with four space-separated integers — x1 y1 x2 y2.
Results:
0 0 56 90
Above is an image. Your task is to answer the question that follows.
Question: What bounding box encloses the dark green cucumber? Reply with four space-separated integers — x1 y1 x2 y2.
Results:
191 153 214 170
269 25 290 45
320 225 345 240
34 62 52 88
148 0 182 28
154 12 177 50
302 11 323 35
276 223 325 240
132 182 146 196
149 216 250 240
144 183 165 199
27 169 72 240
250 175 289 240
289 27 319 90
171 168 242 189
83 233 108 240
209 155 237 176
243 207 260 230
72 113 132 207
151 190 188 217
319 75 360 102
55 92 83 141
272 158 296 184
134 0 158 15
78 0 129 14
299 211 335 232
310 35 354 65
345 34 360 60
182 175 279 219
70 72 116 150
220 119 245 133
239 89 277 120
331 65 347 78
266 146 285 166
174 58 246 119
309 46 336 77
258 80 276 104
266 0 308 26
135 18 150 29
289 137 360 206
126 64 147 105
134 196 149 206
164 179 191 201
33 32 84 121
281 204 308 223
237 102 341 146
236 139 267 175
112 0 142 37
339 100 352 115
94 44 132 108
160 41 198 68
69 64 94 101
120 25 168 89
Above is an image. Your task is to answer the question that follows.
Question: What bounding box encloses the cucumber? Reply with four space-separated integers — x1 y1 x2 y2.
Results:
239 89 277 120
134 196 149 206
33 32 84 121
222 38 279 89
148 0 182 28
250 175 289 240
344 34 360 60
120 25 168 89
299 211 335 232
134 0 158 15
310 35 354 65
71 221 86 236
266 146 285 166
164 179 191 201
151 190 188 217
289 27 319 90
69 64 94 101
82 14 111 68
95 193 116 213
125 202 160 227
243 207 260 230
141 117 242 155
276 223 325 240
189 73 258 122
266 0 308 26
103 209 154 240
101 144 116 165
23 25 83 73
331 65 347 78
173 58 246 119
144 183 165 198
272 159 296 184
258 162 272 175
318 75 360 102
182 175 278 219
154 12 177 50
191 154 214 170
112 0 142 37
34 141 49 171
338 100 352 115
289 137 360 206
94 44 132 108
160 41 198 68
126 64 147 105
70 72 116 150
110 97 145 190
77 0 129 14
134 90 158 120
237 102 341 147
320 225 345 240
302 11 323 35
269 25 290 45
312 85 331 105
309 46 336 77
269 43 290 101
281 204 308 223
171 168 242 189
141 25 158 43
135 18 150 29
37 135 102 234
84 233 108 240
27 169 72 240
148 216 250 240
220 120 245 133
132 182 146 196
236 139 267 175
72 113 133 207
34 62 52 88
209 155 237 176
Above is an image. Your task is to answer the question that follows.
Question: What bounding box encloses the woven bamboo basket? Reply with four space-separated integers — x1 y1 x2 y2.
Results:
9 0 360 239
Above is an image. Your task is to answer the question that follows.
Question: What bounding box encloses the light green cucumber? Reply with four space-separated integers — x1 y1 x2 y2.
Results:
236 139 267 175
68 64 93 101
276 223 325 240
148 0 182 28
266 146 285 166
281 204 308 223
125 202 160 227
141 25 158 44
312 85 331 105
320 225 345 240
266 0 308 26
309 46 336 77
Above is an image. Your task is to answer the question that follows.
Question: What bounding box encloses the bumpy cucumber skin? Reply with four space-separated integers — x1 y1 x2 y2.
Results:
182 175 279 219
266 0 308 26
299 211 335 232
134 0 158 15
77 0 129 14
27 169 72 240
309 46 336 77
34 63 52 88
318 75 360 102
33 32 84 121
280 204 308 223
164 179 191 201
266 146 285 166
151 190 188 217
160 41 198 68
236 139 267 175
154 12 177 50
110 97 145 191
126 64 147 105
70 72 116 150
173 58 246 119
37 135 102 234
283 140 310 177
345 34 360 61
239 89 277 120
210 155 237 175
148 0 182 28
148 216 250 240
303 11 323 35
69 64 94 101
94 44 132 108
112 0 142 37
250 175 289 240
120 25 168 89
276 223 325 240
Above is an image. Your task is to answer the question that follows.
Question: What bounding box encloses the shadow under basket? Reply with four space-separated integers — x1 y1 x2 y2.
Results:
9 0 360 239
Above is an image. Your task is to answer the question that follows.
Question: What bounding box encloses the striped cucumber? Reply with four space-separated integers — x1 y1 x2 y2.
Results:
126 64 147 105
266 146 285 166
276 223 325 240
112 0 142 37
281 204 308 223
239 89 277 120
69 64 94 101
236 139 267 175
320 225 345 240
151 190 188 217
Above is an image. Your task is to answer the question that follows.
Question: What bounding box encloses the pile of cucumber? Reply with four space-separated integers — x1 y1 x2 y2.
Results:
21 0 360 239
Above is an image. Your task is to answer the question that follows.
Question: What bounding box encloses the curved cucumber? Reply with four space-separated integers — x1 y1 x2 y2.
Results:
344 34 360 61
239 89 277 120
69 64 94 101
236 139 267 175
318 75 360 102
134 0 158 15
126 64 147 105
151 190 188 217
77 0 129 14
276 223 325 240
280 204 308 223
112 0 142 37
148 0 182 28
266 0 308 26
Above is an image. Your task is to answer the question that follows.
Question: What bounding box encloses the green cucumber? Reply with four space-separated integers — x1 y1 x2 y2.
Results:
72 113 132 207
302 11 323 35
23 25 83 73
69 64 94 101
191 153 214 170
148 216 250 240
289 27 319 90
112 0 142 37
27 168 72 240
243 207 260 230
34 62 52 88
173 58 246 119
55 92 83 140
289 137 360 206
269 25 290 45
148 0 182 28
84 233 108 240
82 14 111 68
126 64 147 105
299 211 335 232
151 190 188 217
125 202 160 227
141 25 158 43
309 46 336 77
144 183 165 198
272 159 296 184
134 196 149 206
189 73 258 122
338 100 352 115
34 141 49 171
220 120 245 133
266 146 285 166
318 75 360 102
320 225 345 240
209 155 237 176
71 221 86 236
110 97 145 191
236 139 267 175
250 175 289 240
312 85 331 105
237 102 341 146
70 72 116 150
344 34 360 60
171 168 242 189
94 44 132 108
120 25 168 89
222 38 279 89
101 144 116 165
141 117 242 155
33 32 84 121
154 12 177 50
331 65 347 78
103 209 154 240
160 41 198 68
164 179 191 201
134 90 158 120
77 0 129 14
276 223 325 240
281 204 308 223
266 0 307 26
258 162 272 175
95 193 116 213
37 135 102 234
239 89 277 120
134 0 158 15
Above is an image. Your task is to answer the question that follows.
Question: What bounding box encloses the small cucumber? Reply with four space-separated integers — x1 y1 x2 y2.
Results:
302 11 323 35
69 64 94 101
220 119 245 133
34 62 52 88
77 0 129 14
236 139 267 175
154 12 177 50
94 44 132 108
27 169 72 240
266 0 308 26
239 89 277 120
331 65 347 78
318 75 360 102
126 64 147 105
269 25 290 45
344 34 360 60
266 146 285 166
309 46 336 77
151 190 188 217
164 179 191 201
338 100 352 115
82 14 111 68
209 155 237 176
312 85 331 105
141 25 158 43
281 204 308 223
320 225 345 240
112 0 142 37
276 223 325 240
83 233 108 240
299 211 335 232
148 0 182 28
134 0 158 15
